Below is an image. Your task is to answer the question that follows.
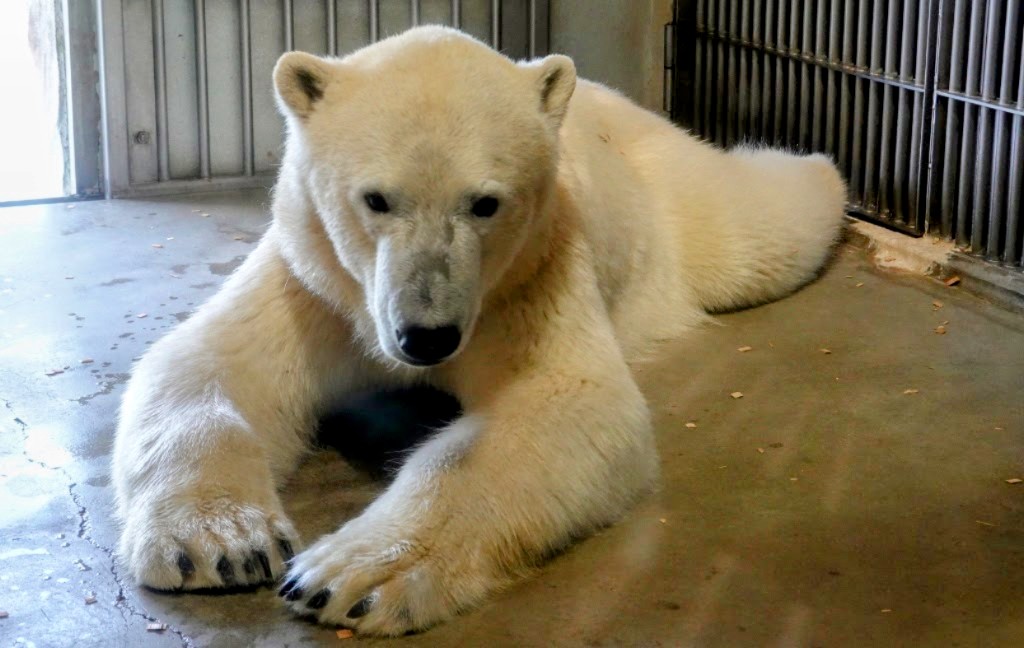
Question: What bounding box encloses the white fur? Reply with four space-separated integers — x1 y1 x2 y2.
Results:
112 26 846 635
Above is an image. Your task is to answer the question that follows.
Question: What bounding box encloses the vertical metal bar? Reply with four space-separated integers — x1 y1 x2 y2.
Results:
774 0 787 146
240 0 253 176
810 0 827 151
716 0 727 144
785 0 799 145
451 0 461 29
410 0 420 26
974 0 1002 256
824 0 841 156
490 0 501 50
797 0 812 151
369 0 379 43
195 0 210 179
282 0 294 50
863 0 886 211
956 0 986 246
761 0 774 140
942 0 968 238
893 0 918 223
837 0 854 173
907 0 926 227
693 0 704 134
878 1 900 217
850 0 869 202
749 0 762 141
527 0 536 58
153 0 169 181
999 2 1022 263
705 0 716 140
738 0 750 143
327 0 337 55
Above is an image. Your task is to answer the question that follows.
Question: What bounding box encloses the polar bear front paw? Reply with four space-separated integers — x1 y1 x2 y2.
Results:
279 518 498 636
119 492 300 591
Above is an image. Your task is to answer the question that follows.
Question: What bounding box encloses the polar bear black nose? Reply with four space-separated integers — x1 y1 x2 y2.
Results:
397 325 461 365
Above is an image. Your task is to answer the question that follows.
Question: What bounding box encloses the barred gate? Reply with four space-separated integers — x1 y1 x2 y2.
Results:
100 0 548 197
669 0 1024 269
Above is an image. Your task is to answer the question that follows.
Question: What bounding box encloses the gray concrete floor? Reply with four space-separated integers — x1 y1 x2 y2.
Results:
1 190 1022 648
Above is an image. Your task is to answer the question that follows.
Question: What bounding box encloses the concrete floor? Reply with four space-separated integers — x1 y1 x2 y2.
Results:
1 190 1022 648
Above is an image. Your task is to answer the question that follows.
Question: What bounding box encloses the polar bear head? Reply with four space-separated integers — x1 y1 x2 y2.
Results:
273 26 575 367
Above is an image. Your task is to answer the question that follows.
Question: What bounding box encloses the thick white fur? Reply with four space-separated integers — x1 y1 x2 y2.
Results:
112 27 846 635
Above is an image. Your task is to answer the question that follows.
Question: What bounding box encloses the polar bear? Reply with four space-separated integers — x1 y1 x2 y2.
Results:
112 26 846 635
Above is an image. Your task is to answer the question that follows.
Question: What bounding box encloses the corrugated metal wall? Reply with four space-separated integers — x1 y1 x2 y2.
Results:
673 0 1023 269
104 0 548 196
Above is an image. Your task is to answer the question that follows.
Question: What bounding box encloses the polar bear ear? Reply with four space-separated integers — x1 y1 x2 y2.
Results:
528 55 577 128
274 51 331 119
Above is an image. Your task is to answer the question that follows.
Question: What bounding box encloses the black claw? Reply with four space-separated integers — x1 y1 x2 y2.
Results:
277 538 295 562
216 556 236 586
242 556 256 576
255 550 273 579
306 588 332 610
278 577 303 601
347 597 372 619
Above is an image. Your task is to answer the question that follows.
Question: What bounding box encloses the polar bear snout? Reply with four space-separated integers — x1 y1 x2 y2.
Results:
396 324 462 366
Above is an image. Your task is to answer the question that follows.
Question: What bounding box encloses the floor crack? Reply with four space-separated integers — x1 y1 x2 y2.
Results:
5 399 196 648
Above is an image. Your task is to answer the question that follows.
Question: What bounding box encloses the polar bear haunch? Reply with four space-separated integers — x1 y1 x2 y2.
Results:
112 26 846 636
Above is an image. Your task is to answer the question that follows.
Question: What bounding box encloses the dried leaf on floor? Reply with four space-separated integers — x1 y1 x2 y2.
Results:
659 518 667 524
855 282 864 287
975 520 996 527
757 448 765 454
944 276 961 286
932 300 943 309
880 609 892 613
730 391 744 399
1005 478 1023 485
684 422 697 428
903 389 919 395
737 345 753 352
820 348 832 354
934 325 947 335
336 629 355 639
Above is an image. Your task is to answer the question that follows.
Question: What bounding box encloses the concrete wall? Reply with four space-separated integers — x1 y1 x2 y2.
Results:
549 0 673 113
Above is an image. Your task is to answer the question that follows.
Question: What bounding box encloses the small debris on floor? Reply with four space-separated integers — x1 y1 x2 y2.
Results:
65 275 74 280
598 133 610 143
684 422 697 428
191 209 201 213
84 594 97 605
881 609 892 613
995 426 1004 431
136 313 147 318
146 622 167 632
932 300 943 309
789 477 799 481
45 369 64 377
944 275 961 286
1005 478 1023 485
737 345 753 352
855 282 864 287
56 533 64 539
730 391 744 399
80 358 93 364
903 389 919 395
336 629 355 639
166 236 174 241
61 542 70 548
0 611 8 619
757 448 765 454
820 348 831 354
768 442 784 448
201 212 211 217
935 325 947 335
151 243 163 249
976 520 996 527
74 559 90 571
659 518 667 524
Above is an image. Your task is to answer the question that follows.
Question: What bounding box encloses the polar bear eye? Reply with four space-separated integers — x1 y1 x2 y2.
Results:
364 192 390 213
470 196 500 218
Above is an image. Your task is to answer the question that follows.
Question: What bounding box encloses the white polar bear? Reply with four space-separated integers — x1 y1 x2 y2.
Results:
112 26 846 635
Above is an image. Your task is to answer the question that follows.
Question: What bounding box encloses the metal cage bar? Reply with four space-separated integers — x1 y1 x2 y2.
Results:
680 0 1024 264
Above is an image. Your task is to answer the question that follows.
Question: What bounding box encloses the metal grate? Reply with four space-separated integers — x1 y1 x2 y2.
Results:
670 0 1024 269
101 0 548 197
